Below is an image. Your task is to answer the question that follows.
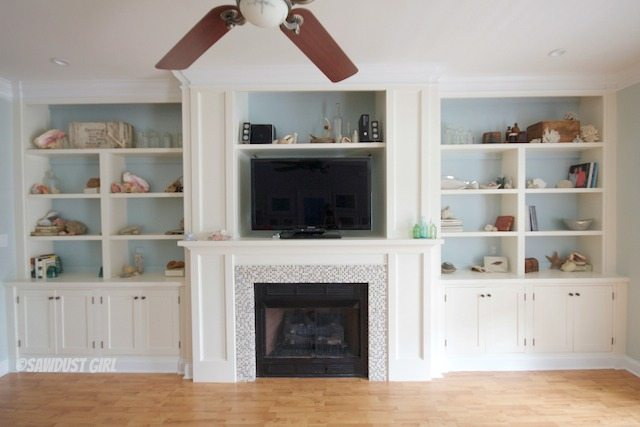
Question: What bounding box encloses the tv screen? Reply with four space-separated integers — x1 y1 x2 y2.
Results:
251 157 372 231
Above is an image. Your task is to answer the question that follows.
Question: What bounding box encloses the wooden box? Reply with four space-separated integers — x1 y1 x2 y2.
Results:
482 131 502 144
525 257 539 273
526 120 580 142
69 122 133 148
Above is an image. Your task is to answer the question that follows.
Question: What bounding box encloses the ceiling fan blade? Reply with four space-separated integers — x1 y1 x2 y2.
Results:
280 8 358 82
156 5 239 70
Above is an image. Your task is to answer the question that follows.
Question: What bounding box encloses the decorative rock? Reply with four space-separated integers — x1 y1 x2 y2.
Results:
441 262 456 274
441 206 455 219
33 129 67 149
118 225 141 235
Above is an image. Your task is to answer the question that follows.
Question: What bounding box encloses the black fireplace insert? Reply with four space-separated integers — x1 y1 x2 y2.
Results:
254 282 368 377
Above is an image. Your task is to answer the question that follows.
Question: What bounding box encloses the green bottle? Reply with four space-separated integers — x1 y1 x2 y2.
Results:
413 223 421 239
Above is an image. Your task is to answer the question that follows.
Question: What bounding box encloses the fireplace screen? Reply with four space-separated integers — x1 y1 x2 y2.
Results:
255 283 368 377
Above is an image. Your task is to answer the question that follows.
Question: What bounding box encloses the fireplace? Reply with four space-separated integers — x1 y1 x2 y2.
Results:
254 282 368 377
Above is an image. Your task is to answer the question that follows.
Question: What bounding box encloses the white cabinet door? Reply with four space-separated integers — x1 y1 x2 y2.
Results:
101 290 140 355
445 288 482 354
572 285 613 353
484 288 525 354
531 286 572 353
140 289 180 355
56 290 96 356
16 290 56 355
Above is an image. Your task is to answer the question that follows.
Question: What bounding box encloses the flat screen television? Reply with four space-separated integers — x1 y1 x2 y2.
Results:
251 157 372 231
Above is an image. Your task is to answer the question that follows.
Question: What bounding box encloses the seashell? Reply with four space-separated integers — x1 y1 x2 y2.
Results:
560 260 577 272
441 206 454 220
530 138 542 144
122 171 150 193
37 210 60 226
484 224 498 232
33 129 68 149
441 262 457 274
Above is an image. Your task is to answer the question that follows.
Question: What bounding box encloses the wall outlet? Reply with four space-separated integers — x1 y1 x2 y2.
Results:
0 234 8 248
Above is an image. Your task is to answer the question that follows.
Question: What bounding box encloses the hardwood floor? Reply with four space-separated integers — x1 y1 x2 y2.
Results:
1 370 639 426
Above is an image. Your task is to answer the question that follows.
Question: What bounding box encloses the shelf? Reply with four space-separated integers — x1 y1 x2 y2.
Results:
110 192 184 199
236 142 385 156
441 231 517 238
13 272 185 286
28 193 101 199
442 189 518 195
524 188 602 194
525 231 602 237
110 234 184 241
441 269 625 284
441 144 518 153
29 235 103 241
27 148 182 156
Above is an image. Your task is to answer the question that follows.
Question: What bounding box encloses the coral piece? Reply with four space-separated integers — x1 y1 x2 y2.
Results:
527 178 547 189
545 251 564 269
208 230 231 241
542 128 561 143
581 125 599 142
33 129 67 149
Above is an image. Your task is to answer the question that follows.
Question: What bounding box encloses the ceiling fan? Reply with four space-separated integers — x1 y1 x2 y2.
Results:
156 0 358 82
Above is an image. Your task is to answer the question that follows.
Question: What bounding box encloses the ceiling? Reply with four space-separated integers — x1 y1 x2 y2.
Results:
1 0 639 86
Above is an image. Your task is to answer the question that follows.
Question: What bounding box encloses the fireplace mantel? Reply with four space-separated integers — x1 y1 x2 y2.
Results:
180 238 441 382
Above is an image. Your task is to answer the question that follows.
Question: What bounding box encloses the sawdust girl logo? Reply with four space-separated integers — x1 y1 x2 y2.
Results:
16 357 117 373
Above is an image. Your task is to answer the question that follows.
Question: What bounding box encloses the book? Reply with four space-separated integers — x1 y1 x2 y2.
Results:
568 162 591 188
529 206 538 231
590 162 599 188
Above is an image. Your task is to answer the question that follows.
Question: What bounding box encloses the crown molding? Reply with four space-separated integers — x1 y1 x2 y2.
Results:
0 77 13 100
18 78 181 104
612 61 640 91
438 74 615 95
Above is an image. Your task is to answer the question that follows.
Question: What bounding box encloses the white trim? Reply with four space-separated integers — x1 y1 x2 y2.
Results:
444 354 628 373
18 79 181 104
0 359 8 377
622 355 640 377
12 356 182 374
0 77 12 100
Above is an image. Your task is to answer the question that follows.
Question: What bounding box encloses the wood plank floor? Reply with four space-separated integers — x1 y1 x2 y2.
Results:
1 370 640 426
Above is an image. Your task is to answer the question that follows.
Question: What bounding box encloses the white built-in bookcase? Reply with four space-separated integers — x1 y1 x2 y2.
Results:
17 103 184 280
439 94 613 279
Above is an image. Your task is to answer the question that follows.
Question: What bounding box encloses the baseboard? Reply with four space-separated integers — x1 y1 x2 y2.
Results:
444 354 627 373
14 356 182 374
622 356 640 377
0 359 8 377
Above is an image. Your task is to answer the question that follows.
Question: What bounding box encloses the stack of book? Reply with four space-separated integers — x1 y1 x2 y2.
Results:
30 254 63 279
441 218 463 233
568 161 599 188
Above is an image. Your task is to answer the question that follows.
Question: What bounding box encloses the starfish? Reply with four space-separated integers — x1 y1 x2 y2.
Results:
545 251 564 269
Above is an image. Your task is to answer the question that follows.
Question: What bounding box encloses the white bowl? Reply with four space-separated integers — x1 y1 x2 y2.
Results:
563 218 593 231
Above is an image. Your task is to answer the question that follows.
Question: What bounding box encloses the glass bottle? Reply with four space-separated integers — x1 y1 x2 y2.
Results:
428 220 438 239
419 216 428 239
134 249 144 274
333 103 343 143
43 169 61 194
412 223 421 239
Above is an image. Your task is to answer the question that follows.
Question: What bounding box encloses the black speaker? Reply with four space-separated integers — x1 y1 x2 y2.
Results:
371 120 381 142
250 124 276 144
241 122 251 143
358 114 370 142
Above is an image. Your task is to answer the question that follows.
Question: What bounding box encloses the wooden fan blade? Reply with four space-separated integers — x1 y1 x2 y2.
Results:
280 8 358 82
156 5 239 70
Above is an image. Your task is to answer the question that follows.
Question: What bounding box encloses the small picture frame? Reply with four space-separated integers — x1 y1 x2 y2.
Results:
495 215 515 231
484 256 509 273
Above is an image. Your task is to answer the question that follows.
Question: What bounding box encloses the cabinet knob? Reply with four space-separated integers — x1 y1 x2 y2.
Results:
48 296 54 300
141 296 146 300
569 293 574 296
134 296 139 300
55 296 60 300
480 294 485 298
487 294 492 298
575 292 581 297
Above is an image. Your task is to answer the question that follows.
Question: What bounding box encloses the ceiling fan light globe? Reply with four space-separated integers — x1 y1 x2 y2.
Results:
239 0 289 28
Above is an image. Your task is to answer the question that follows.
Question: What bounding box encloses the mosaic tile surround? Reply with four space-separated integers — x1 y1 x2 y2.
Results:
235 265 388 381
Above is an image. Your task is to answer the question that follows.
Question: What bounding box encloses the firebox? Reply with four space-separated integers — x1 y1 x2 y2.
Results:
254 282 368 377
